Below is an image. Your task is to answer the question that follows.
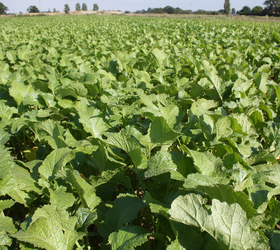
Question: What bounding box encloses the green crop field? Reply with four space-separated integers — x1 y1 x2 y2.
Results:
1 14 280 249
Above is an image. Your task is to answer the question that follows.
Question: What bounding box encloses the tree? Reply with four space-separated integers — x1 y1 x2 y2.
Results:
82 3 87 11
152 8 164 14
231 8 236 14
174 7 183 14
0 2 8 15
252 6 263 14
240 6 251 13
93 3 99 11
163 6 175 14
76 3 81 11
64 4 70 13
224 0 230 15
263 0 280 13
53 8 56 12
27 5 40 13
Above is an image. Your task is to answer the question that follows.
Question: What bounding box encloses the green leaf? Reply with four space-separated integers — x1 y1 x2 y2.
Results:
202 61 223 102
145 151 184 180
6 50 17 64
38 148 73 180
12 165 41 194
0 176 16 197
215 117 232 139
255 72 269 93
0 101 16 120
109 225 151 250
76 208 98 231
79 107 108 138
183 182 256 218
170 193 269 250
184 147 222 176
152 48 168 68
104 194 144 234
49 186 75 209
0 216 17 234
17 45 30 61
107 127 147 169
169 221 204 250
39 119 68 149
0 129 10 146
0 149 14 179
9 81 32 106
148 117 180 148
13 218 84 250
31 205 77 231
268 230 280 250
0 200 15 212
246 150 276 166
66 170 101 210
143 191 169 215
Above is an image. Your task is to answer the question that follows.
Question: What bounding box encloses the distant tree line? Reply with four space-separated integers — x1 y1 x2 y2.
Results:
1 0 280 16
238 1 280 16
134 6 222 15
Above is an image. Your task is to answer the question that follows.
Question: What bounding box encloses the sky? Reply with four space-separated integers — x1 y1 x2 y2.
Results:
3 0 266 14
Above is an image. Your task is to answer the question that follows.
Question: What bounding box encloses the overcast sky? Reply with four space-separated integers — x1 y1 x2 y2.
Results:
3 0 266 14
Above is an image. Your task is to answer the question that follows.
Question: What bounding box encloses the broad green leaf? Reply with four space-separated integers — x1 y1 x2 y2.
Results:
9 81 33 106
148 117 180 148
66 170 101 210
0 200 15 212
0 216 17 234
90 169 131 190
0 101 16 120
0 176 16 197
13 218 84 250
39 119 68 149
104 194 144 234
246 150 276 166
38 148 73 180
268 230 280 250
202 61 223 102
169 221 204 250
184 147 222 176
230 113 255 137
145 151 184 180
0 149 13 179
170 194 269 250
12 165 41 194
106 128 140 153
17 45 30 61
167 239 186 250
49 186 75 209
183 182 256 218
215 117 232 139
107 127 147 168
31 205 77 231
152 48 168 68
79 107 108 138
6 50 17 64
255 72 269 93
76 208 98 231
109 225 151 250
143 191 169 215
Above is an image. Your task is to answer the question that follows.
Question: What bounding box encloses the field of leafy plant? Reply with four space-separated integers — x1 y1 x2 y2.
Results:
1 14 280 249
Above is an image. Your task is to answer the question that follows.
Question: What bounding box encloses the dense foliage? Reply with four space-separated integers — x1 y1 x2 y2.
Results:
26 5 40 14
0 15 280 249
0 2 8 15
224 0 231 16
